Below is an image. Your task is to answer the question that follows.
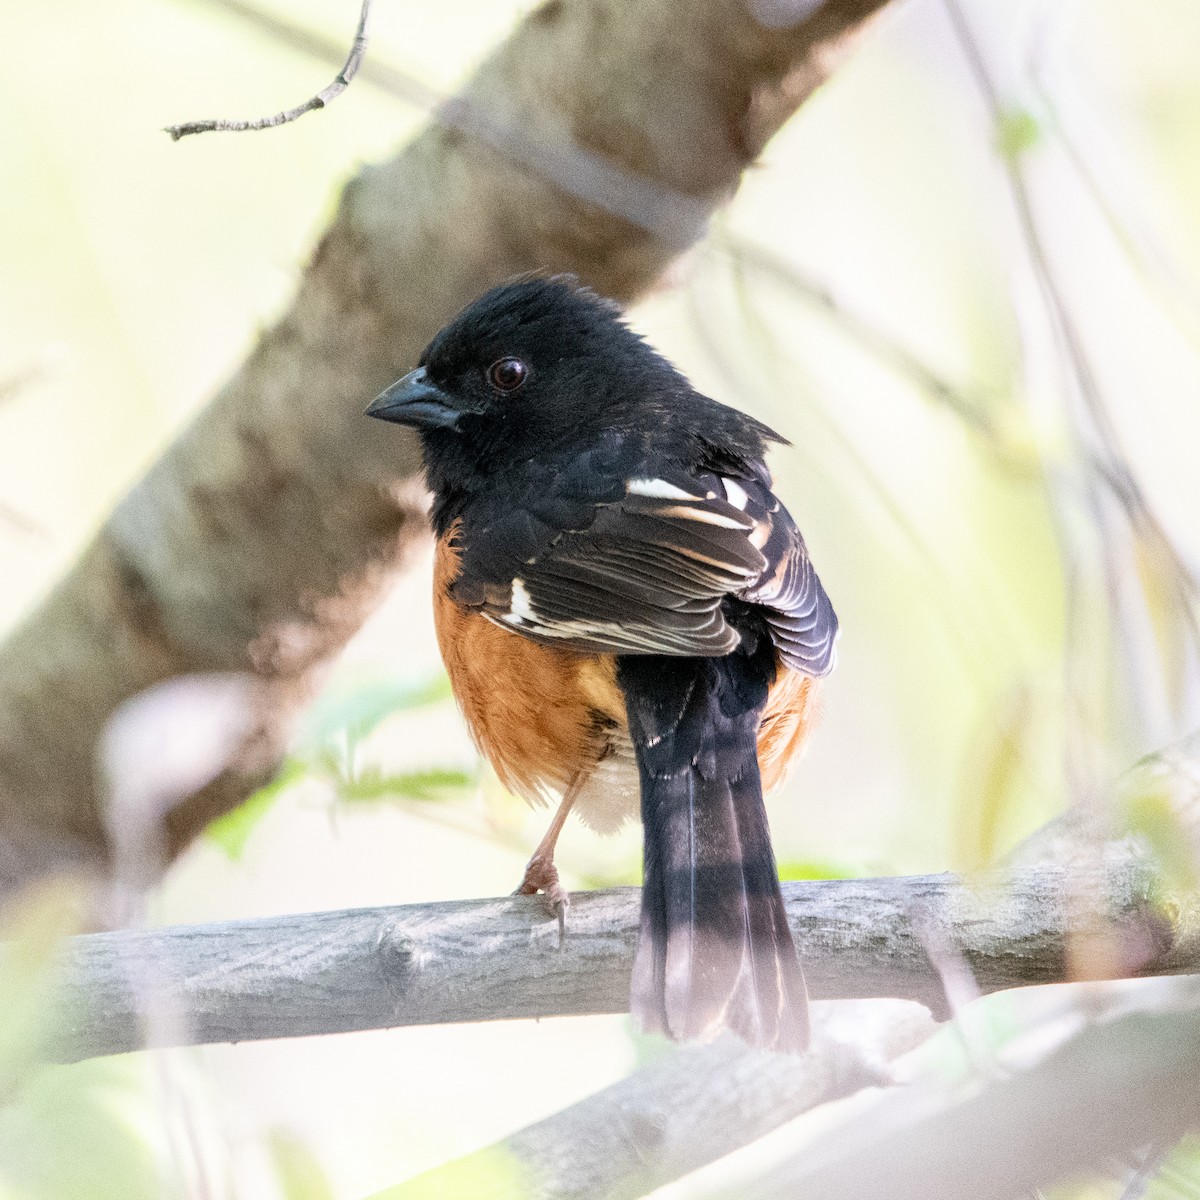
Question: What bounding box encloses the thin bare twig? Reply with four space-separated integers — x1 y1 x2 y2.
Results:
0 356 59 537
99 677 259 1200
164 0 372 140
1116 1140 1180 1200
907 900 999 1083
0 368 42 408
183 0 991 380
720 232 1011 448
685 244 1019 694
165 0 704 246
168 0 710 242
180 0 440 110
0 503 41 537
1023 12 1200 348
166 0 745 246
941 0 1200 718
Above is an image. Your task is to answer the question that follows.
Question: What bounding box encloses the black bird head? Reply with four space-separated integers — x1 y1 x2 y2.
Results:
367 277 780 497
369 276 693 457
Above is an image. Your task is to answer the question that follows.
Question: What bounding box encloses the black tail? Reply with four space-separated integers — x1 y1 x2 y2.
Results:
617 612 809 1053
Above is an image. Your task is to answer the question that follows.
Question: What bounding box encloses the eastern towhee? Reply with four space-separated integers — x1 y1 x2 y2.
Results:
367 277 837 1051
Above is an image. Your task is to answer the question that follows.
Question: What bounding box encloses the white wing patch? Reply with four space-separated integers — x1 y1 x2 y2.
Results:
496 572 738 656
479 469 835 668
627 477 696 501
651 504 750 530
509 577 536 621
721 477 750 510
495 611 731 654
748 521 772 550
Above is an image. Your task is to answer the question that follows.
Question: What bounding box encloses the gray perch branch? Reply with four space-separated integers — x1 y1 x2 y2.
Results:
43 859 1199 1063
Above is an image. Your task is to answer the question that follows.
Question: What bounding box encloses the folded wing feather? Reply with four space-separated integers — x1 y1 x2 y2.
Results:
465 469 837 675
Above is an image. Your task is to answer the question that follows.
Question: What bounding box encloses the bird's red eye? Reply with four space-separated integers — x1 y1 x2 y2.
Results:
487 357 528 392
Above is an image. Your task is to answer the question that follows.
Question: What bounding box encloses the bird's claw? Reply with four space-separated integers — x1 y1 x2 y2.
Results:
513 856 571 944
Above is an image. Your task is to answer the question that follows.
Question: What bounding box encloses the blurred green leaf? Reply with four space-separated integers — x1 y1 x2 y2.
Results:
1133 537 1199 724
296 676 453 755
579 863 642 889
338 768 477 805
0 879 87 1095
1124 786 1199 892
995 107 1041 160
1145 1134 1200 1199
956 688 1034 873
268 1128 336 1200
0 1058 172 1200
777 859 866 882
1042 1133 1200 1199
204 674 460 853
625 1017 677 1069
365 1143 530 1200
205 759 306 861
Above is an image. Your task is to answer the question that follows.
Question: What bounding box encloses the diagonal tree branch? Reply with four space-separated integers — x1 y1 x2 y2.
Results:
41 858 1198 1063
373 1001 937 1200
0 0 893 888
733 975 1200 1200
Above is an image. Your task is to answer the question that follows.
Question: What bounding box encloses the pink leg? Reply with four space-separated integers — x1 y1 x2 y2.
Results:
514 775 584 936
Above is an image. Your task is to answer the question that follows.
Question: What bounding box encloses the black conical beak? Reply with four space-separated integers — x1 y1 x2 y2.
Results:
366 367 461 430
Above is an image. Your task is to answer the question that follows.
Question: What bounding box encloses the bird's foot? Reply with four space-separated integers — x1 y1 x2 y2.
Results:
513 855 570 942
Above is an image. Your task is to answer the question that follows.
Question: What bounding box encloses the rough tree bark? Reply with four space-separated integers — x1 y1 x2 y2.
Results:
0 0 891 885
44 859 1197 1062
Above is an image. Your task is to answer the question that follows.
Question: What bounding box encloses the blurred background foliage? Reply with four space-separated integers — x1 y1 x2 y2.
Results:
2 0 1200 1195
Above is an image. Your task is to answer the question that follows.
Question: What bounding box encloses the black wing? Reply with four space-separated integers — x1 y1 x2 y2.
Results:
732 474 839 676
457 466 838 675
